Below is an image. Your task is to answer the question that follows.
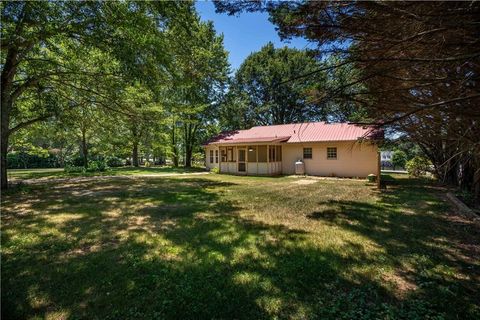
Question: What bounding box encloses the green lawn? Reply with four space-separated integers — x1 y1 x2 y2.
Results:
7 166 206 181
2 172 479 319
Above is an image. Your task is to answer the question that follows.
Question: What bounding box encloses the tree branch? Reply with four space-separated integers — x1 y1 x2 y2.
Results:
11 77 39 101
8 114 52 137
381 94 480 126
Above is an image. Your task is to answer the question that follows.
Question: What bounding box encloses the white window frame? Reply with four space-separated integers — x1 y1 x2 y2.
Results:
303 147 312 159
327 147 337 160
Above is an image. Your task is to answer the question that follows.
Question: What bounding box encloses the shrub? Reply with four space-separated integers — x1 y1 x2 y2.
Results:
64 160 108 173
406 156 431 177
192 152 205 166
65 156 85 167
87 160 107 172
7 152 60 169
64 165 85 173
144 161 152 167
210 167 219 174
392 150 407 170
381 160 392 168
106 156 124 167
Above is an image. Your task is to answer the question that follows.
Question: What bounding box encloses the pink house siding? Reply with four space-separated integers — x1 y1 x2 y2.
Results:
281 141 378 177
204 122 381 178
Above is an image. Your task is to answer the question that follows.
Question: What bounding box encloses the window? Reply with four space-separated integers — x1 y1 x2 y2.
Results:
327 147 337 159
303 147 312 159
209 150 214 163
276 146 282 161
215 150 219 163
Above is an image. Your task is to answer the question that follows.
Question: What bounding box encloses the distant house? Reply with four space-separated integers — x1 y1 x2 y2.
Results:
204 122 382 177
381 151 393 162
380 150 393 169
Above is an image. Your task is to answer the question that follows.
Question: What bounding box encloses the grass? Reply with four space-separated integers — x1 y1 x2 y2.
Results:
7 166 206 180
2 171 479 319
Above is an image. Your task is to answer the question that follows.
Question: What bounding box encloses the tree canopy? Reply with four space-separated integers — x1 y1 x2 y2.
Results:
221 43 367 129
226 43 323 127
0 1 228 188
215 0 480 204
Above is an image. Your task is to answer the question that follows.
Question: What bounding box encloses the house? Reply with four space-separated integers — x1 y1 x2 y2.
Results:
380 150 394 169
381 151 393 162
204 122 382 178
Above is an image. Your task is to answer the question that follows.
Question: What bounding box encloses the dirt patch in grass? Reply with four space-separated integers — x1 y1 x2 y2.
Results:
293 179 318 185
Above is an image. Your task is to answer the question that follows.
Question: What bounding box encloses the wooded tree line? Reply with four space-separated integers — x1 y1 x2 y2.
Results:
1 1 230 188
2 1 359 190
216 0 480 205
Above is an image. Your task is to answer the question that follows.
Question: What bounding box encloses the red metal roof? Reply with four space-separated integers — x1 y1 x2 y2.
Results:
206 122 380 145
210 136 291 145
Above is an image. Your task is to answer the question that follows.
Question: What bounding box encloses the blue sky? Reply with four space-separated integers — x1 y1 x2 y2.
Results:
195 1 311 72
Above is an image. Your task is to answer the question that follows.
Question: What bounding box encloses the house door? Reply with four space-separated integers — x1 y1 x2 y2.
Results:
238 148 246 174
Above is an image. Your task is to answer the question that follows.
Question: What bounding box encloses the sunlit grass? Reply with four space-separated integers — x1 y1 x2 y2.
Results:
7 166 206 181
2 173 479 319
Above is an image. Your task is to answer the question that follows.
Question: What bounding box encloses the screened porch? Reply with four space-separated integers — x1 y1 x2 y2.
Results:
218 144 282 175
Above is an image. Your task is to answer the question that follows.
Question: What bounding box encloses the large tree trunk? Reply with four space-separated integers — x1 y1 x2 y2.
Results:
183 123 197 168
132 142 139 167
0 5 28 190
171 123 179 167
0 98 10 189
1 96 12 190
184 123 191 168
130 122 140 167
474 168 480 208
81 128 88 169
185 146 192 168
0 129 9 190
0 49 17 190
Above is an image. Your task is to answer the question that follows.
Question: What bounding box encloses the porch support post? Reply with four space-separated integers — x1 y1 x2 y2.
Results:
218 146 221 173
245 145 248 176
377 150 381 189
255 145 258 174
267 145 270 175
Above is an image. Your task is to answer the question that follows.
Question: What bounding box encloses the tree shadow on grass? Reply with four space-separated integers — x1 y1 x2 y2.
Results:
2 176 479 319
308 177 480 318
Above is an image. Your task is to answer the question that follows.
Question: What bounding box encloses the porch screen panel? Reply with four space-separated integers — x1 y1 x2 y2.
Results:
227 147 235 162
220 149 226 162
247 146 257 162
257 146 267 162
276 146 282 161
268 146 275 162
238 149 246 161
